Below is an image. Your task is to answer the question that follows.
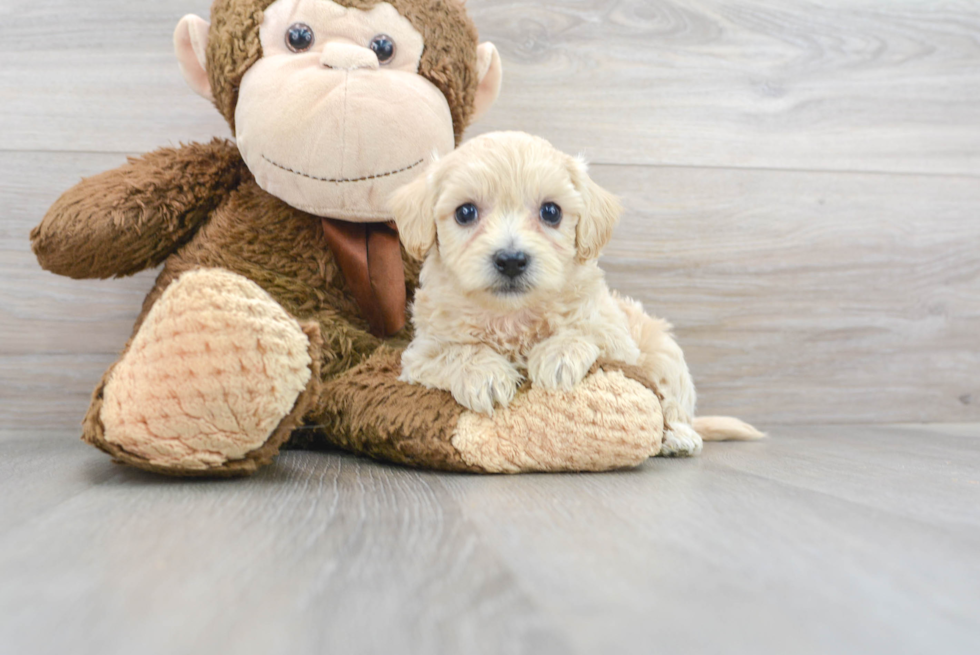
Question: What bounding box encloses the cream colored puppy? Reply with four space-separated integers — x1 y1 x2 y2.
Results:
389 132 762 456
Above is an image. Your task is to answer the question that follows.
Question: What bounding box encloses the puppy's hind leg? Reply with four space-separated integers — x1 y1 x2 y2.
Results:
616 294 766 452
615 294 702 457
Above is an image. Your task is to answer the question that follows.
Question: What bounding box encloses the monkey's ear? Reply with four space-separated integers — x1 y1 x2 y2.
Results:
174 15 213 101
389 172 438 261
570 157 622 263
471 43 503 123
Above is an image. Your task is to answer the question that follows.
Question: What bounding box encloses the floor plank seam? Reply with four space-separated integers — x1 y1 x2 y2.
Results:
4 149 978 181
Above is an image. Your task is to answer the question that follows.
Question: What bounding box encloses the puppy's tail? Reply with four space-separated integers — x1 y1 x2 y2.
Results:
693 416 767 442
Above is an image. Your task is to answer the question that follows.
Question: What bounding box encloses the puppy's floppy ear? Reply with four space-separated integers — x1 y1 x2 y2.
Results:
388 170 437 261
569 156 622 263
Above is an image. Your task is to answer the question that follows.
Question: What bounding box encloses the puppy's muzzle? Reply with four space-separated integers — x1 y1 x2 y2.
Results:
493 250 530 280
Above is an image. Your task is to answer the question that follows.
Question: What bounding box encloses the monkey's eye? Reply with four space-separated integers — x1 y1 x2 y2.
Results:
286 23 315 52
540 202 563 227
455 203 479 226
370 34 396 64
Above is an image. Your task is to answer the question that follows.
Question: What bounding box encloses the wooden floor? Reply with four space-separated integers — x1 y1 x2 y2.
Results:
2 1 980 653
0 424 978 655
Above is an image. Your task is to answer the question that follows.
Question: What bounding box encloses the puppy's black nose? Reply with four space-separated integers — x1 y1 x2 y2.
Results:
493 250 530 279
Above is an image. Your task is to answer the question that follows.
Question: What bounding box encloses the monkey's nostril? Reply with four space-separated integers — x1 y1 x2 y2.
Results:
493 251 530 279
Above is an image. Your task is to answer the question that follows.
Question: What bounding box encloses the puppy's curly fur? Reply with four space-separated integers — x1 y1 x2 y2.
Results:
390 132 763 456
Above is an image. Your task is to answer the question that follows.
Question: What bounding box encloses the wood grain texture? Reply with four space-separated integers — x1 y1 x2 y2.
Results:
0 354 119 435
0 152 155 356
469 0 980 175
0 0 228 151
2 1 979 175
595 164 980 423
436 425 980 654
0 438 569 655
0 425 977 655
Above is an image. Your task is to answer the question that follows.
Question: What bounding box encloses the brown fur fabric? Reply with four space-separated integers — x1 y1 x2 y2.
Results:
31 139 246 280
207 0 479 142
312 347 483 472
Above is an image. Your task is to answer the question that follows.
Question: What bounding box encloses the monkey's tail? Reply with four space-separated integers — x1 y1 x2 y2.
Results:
693 416 767 442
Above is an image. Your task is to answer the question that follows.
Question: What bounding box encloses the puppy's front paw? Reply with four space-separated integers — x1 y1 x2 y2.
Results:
528 337 600 391
400 341 521 415
660 423 704 458
451 359 523 415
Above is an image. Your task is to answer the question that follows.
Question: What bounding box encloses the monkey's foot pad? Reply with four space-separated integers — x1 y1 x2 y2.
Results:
452 365 664 473
100 269 313 472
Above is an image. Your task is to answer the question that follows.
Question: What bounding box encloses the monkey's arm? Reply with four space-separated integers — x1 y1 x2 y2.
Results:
31 139 246 279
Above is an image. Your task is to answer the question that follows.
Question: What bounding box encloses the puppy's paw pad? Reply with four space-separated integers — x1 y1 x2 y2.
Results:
660 424 704 458
529 339 600 391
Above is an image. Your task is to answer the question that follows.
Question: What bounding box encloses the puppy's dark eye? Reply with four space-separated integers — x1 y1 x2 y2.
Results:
286 23 315 52
455 203 479 226
370 34 396 63
540 202 563 227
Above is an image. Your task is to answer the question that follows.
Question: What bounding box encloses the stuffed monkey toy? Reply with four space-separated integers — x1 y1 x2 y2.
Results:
30 0 667 477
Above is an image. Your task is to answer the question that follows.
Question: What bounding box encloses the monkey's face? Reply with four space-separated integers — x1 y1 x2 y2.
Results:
235 0 456 221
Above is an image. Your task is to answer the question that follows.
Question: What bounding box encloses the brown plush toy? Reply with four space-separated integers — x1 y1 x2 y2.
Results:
30 0 667 477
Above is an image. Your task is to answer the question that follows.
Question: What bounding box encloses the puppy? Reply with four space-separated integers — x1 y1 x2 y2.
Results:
389 132 762 456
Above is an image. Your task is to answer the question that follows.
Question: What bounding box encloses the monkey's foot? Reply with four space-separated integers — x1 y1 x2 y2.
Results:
314 353 663 474
452 360 664 473
92 269 317 476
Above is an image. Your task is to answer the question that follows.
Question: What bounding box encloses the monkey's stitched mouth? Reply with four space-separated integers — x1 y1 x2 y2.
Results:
261 155 425 184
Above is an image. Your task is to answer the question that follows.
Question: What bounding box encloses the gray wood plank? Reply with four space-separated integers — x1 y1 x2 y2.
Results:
1 425 977 655
595 164 980 424
0 0 227 152
1 1 978 175
0 354 118 432
436 426 980 655
0 151 157 357
477 0 980 174
890 423 980 439
710 424 980 534
0 445 569 655
0 253 155 354
0 436 118 531
0 0 211 51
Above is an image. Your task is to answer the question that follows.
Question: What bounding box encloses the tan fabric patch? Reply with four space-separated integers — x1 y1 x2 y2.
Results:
100 268 313 470
207 0 480 142
236 0 457 221
452 369 663 474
